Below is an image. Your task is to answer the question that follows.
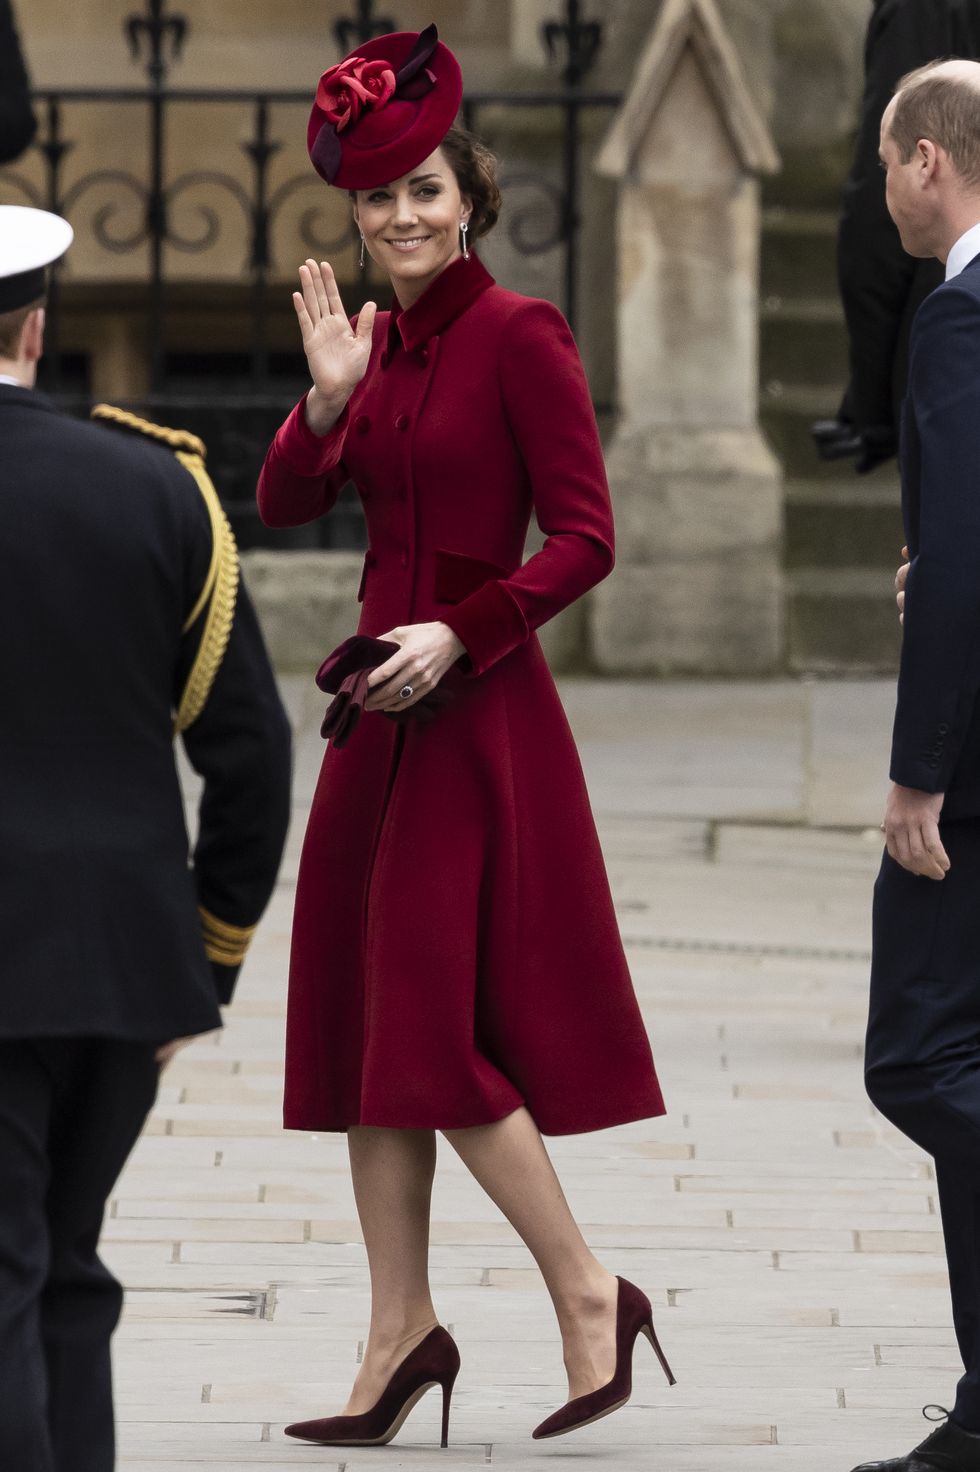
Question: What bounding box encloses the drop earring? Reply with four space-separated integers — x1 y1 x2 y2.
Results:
460 219 470 261
359 234 366 268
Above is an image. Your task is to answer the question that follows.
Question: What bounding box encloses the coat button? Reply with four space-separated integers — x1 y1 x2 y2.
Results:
938 723 950 735
354 415 371 435
417 347 429 365
395 413 410 431
400 550 409 568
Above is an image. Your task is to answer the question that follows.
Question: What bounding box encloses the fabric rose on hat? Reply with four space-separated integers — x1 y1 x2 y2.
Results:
316 56 397 132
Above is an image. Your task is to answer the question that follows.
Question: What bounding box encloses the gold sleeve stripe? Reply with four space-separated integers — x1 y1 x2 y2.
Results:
174 451 240 734
199 905 257 967
91 403 207 458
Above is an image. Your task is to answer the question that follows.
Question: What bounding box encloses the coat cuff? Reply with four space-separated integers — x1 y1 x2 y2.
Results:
890 724 957 792
274 394 350 476
889 747 954 795
440 579 530 677
199 905 257 1003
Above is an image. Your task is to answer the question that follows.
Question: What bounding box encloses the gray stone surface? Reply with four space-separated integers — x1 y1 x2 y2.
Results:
241 552 362 673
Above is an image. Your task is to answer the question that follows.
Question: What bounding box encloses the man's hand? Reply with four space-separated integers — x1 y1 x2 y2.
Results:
881 783 949 879
155 1036 198 1070
896 544 910 624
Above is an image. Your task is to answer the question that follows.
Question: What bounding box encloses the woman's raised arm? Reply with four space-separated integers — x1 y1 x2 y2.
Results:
257 260 376 528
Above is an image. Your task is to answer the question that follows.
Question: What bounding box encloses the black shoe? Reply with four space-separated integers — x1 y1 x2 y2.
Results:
812 417 863 462
852 1419 980 1472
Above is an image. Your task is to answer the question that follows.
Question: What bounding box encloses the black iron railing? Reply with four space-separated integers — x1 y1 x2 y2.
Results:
0 0 620 548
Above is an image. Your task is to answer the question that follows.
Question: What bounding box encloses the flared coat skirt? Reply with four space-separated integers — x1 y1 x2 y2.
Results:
283 635 665 1134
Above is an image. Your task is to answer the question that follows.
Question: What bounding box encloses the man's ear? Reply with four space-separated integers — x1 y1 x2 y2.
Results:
23 306 45 364
918 138 940 183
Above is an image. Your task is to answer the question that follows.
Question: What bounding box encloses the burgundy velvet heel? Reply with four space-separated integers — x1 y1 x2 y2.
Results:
531 1278 675 1441
285 1325 460 1448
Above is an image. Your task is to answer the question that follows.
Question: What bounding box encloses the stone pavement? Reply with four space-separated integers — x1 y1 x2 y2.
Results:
108 677 957 1471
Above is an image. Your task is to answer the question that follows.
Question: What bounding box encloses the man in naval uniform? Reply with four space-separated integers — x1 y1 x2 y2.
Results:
0 206 292 1472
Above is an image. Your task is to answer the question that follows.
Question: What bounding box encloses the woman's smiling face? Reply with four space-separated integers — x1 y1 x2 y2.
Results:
353 146 471 302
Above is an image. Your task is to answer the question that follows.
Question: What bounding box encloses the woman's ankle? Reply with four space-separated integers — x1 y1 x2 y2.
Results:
552 1266 618 1324
364 1311 439 1357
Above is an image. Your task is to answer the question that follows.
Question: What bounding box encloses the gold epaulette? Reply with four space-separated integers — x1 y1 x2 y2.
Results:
198 905 257 969
91 402 207 459
91 404 239 734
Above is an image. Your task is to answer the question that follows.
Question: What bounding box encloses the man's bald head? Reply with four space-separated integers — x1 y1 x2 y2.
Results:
887 58 980 190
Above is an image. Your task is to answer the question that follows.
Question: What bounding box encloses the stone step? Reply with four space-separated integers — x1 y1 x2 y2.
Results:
760 207 839 298
760 296 848 392
787 567 901 673
784 478 903 570
761 385 860 480
763 139 851 211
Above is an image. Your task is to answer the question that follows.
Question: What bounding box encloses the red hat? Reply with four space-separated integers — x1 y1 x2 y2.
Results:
308 24 463 191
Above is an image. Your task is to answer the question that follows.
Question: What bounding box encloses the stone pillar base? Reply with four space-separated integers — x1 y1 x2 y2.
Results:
593 426 784 675
240 550 363 672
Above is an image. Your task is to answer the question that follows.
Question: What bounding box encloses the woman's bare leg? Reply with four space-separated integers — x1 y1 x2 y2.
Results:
443 1107 620 1401
341 1125 439 1414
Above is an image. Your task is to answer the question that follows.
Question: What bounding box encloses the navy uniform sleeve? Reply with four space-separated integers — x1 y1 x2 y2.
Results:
890 283 980 793
176 494 292 1004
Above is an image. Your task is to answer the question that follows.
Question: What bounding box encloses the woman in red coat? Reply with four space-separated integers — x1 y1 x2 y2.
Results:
257 25 671 1450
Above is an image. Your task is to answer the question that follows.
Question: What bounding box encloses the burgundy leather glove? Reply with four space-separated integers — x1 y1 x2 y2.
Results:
319 666 373 748
316 635 454 746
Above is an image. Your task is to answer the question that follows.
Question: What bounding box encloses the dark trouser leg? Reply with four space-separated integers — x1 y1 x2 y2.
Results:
0 1043 57 1472
41 1039 158 1472
936 1160 980 1427
866 822 980 1428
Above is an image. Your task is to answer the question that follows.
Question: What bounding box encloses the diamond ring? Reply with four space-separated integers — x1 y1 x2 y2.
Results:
399 684 414 700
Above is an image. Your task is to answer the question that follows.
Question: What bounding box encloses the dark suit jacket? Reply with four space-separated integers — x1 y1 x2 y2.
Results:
0 0 36 165
838 0 980 442
892 254 980 817
0 385 292 1038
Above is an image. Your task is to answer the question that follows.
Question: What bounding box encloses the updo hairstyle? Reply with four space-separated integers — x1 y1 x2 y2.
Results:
437 125 502 238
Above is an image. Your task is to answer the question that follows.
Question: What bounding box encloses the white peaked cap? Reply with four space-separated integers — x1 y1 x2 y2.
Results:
0 206 73 311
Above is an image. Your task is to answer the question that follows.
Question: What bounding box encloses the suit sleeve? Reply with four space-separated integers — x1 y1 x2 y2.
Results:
256 392 353 528
439 299 614 676
178 507 293 1004
890 284 980 793
0 0 37 165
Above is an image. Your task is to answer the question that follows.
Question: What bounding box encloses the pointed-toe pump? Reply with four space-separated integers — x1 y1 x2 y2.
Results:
285 1325 460 1449
532 1277 675 1441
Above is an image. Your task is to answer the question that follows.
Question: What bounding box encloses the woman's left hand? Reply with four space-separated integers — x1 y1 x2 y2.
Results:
365 622 466 713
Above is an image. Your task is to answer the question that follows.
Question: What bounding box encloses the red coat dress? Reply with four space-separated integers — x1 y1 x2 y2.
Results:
258 253 664 1134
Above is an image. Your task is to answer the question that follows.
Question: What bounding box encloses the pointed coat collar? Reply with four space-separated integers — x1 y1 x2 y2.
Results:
386 253 495 355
